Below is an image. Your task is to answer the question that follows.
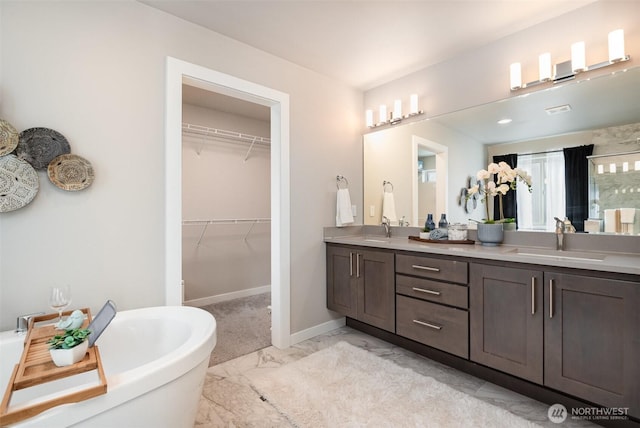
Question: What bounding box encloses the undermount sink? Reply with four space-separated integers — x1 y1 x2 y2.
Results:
362 238 390 243
508 248 607 262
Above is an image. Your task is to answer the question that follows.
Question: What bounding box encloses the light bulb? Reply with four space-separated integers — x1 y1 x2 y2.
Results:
510 63 522 90
539 53 551 81
393 99 402 120
410 94 419 114
608 29 625 63
365 110 373 127
379 105 387 124
571 41 586 72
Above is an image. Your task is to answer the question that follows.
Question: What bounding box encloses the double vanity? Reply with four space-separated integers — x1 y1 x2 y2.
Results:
325 226 640 425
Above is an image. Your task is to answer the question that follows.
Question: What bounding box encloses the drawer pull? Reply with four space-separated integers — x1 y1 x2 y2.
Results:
411 264 440 272
349 252 353 277
531 277 535 315
412 287 441 296
412 319 442 330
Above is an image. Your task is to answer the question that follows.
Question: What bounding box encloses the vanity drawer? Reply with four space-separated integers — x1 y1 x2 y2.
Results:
396 275 468 309
396 295 468 359
396 254 468 285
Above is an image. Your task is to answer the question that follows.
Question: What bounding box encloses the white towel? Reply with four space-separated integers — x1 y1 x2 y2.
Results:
619 208 636 224
382 191 398 224
336 188 354 227
604 209 620 233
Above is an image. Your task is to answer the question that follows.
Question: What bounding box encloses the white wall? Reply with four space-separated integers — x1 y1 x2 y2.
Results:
364 1 640 122
182 104 271 302
0 1 362 332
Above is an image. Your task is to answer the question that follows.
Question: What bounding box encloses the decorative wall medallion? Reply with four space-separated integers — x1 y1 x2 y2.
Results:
16 127 71 170
0 119 19 156
0 154 39 212
47 154 94 191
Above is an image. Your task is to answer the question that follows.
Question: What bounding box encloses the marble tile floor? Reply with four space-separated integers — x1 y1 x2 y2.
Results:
196 326 595 427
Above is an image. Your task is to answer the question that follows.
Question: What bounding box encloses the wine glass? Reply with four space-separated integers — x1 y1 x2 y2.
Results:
49 286 72 323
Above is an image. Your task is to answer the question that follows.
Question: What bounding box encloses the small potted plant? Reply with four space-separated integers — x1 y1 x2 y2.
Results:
47 328 91 367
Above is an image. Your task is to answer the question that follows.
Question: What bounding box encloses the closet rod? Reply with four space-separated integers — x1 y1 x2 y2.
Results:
183 218 271 245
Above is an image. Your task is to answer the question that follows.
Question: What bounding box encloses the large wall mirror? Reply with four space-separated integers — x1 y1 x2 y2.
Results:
364 65 640 235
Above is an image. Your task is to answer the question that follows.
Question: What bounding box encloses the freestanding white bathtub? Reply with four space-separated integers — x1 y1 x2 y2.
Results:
0 306 216 427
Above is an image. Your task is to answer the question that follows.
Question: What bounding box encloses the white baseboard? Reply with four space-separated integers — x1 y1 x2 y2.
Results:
184 285 271 307
289 317 346 346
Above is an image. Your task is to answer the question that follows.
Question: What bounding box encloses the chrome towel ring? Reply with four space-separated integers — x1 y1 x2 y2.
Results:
336 175 349 189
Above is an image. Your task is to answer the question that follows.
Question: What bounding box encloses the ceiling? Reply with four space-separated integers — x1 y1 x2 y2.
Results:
141 0 596 90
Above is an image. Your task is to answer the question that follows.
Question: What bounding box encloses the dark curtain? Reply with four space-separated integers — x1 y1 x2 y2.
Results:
492 153 518 223
563 144 594 232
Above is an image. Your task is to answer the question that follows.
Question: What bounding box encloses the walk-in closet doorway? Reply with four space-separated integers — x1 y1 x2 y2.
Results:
165 57 291 349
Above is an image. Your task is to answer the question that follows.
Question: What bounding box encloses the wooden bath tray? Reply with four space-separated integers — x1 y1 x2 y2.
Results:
0 308 107 425
408 236 475 244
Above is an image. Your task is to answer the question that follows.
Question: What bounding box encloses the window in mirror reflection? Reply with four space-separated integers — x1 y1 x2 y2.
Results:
517 152 566 231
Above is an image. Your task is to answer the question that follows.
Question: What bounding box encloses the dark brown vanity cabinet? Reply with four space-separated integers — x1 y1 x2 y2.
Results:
471 264 640 417
470 264 544 383
395 254 469 358
544 272 639 416
326 244 395 332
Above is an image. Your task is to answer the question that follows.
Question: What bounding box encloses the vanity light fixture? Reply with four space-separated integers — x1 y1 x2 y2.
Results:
367 95 424 128
509 29 630 91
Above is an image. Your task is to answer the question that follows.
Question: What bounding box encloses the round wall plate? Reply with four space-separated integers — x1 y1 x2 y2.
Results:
0 154 39 212
16 127 71 170
47 154 95 191
0 119 19 156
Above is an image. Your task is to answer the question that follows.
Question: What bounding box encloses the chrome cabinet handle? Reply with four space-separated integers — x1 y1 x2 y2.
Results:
549 279 554 318
356 253 361 278
412 319 442 330
412 287 441 296
531 277 535 315
411 264 440 272
349 252 353 277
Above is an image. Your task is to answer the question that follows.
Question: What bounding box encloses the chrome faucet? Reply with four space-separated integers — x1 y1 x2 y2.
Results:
398 216 408 227
554 217 565 251
382 216 391 238
15 312 44 333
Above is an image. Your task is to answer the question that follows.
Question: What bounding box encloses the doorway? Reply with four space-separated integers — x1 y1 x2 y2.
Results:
165 57 291 349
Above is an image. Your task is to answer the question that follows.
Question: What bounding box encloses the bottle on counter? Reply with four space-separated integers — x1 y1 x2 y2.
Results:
439 213 448 229
425 213 436 231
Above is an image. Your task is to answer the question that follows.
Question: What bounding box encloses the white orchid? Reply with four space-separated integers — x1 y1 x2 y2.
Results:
467 161 532 223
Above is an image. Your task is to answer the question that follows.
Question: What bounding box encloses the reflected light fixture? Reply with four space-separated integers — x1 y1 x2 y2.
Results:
366 95 424 128
510 29 630 91
623 161 629 172
609 163 617 174
597 164 604 174
635 160 640 171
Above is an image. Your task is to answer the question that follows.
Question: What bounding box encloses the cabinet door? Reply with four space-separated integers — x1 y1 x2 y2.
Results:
357 250 395 332
545 273 640 416
326 245 357 318
470 264 544 383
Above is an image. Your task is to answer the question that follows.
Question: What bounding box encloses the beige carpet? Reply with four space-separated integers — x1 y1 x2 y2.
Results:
247 341 543 428
202 292 271 366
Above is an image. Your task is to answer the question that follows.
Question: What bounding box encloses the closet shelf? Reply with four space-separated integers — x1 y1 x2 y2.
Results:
182 122 270 161
183 218 271 245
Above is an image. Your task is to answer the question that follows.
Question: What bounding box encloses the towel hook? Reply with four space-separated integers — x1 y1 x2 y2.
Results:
336 175 349 189
383 180 394 192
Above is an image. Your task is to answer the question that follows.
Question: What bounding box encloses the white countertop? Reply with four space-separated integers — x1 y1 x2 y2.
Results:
324 235 640 277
